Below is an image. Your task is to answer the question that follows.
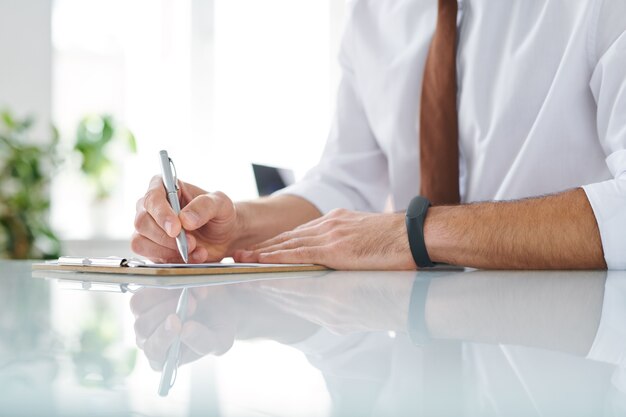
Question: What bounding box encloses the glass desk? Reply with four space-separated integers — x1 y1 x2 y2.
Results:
1 261 625 416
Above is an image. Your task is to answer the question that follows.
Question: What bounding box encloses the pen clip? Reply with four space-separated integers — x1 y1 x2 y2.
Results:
169 157 179 191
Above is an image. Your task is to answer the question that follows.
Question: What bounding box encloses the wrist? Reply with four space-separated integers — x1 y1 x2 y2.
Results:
229 201 251 254
393 213 420 270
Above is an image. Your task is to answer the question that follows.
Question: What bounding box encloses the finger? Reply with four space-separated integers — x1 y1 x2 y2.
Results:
293 216 327 231
293 208 348 231
131 232 188 263
178 346 203 367
136 196 146 213
149 340 204 369
249 215 346 251
134 294 198 345
249 227 320 252
135 209 197 252
134 298 179 347
144 175 181 238
131 232 205 264
257 246 325 265
178 180 209 206
143 314 182 370
189 246 210 263
232 249 251 263
179 191 233 231
248 232 293 252
180 321 235 357
237 236 327 263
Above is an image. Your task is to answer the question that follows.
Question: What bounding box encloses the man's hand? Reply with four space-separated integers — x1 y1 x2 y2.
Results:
132 176 238 263
130 284 320 370
131 176 322 264
234 209 416 270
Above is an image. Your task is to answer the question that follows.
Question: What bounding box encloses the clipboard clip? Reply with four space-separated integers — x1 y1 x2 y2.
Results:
56 256 147 268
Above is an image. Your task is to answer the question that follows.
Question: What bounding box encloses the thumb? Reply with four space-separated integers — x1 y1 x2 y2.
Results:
180 191 234 231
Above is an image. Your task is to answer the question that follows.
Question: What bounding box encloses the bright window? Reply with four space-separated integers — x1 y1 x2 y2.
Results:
51 0 344 239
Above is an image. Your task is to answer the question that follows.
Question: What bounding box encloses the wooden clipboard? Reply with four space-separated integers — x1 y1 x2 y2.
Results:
32 262 328 276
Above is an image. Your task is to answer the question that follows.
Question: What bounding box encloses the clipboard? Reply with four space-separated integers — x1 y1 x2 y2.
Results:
32 256 328 276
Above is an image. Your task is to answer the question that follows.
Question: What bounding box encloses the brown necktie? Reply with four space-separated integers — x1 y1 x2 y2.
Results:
419 0 460 205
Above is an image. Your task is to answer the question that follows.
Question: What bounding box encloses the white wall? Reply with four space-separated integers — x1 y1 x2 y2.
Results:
0 0 52 136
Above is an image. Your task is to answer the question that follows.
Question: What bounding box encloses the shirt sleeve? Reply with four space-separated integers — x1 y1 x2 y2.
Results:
582 6 626 269
274 4 390 214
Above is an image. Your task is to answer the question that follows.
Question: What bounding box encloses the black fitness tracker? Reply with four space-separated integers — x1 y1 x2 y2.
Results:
405 196 435 268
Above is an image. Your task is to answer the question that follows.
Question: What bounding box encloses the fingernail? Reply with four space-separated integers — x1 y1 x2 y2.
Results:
181 211 199 226
164 221 174 236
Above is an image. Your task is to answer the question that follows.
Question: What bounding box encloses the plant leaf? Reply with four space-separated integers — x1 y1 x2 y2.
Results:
127 131 138 153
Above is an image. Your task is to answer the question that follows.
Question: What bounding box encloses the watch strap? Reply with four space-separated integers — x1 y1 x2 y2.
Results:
405 196 435 268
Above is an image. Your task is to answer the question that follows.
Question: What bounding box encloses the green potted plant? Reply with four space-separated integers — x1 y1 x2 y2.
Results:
0 111 62 259
74 114 137 201
72 114 137 237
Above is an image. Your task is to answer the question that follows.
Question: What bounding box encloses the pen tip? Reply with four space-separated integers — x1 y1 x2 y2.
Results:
182 253 189 264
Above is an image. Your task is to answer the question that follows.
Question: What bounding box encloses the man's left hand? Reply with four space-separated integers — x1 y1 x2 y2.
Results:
234 209 416 270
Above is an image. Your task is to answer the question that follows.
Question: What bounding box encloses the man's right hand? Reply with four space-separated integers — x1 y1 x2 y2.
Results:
132 176 239 263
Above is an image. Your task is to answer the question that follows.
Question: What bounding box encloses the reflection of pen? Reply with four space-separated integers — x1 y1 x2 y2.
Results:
159 150 189 263
158 288 189 397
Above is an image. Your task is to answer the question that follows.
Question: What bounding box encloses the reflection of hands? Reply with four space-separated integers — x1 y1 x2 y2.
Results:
425 271 606 355
235 209 415 270
130 287 238 370
250 272 414 335
129 273 414 370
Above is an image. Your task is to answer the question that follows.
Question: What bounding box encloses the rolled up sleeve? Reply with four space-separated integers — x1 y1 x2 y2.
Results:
582 27 626 270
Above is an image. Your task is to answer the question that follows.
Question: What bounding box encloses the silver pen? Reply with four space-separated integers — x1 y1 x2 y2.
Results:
158 288 189 396
159 150 189 263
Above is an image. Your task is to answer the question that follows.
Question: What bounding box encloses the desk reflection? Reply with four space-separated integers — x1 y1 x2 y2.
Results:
130 270 626 417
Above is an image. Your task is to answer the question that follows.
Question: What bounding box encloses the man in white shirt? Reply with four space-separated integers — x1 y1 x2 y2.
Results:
132 0 626 270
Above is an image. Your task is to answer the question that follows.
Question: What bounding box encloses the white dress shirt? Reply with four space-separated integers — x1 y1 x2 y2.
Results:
277 0 626 269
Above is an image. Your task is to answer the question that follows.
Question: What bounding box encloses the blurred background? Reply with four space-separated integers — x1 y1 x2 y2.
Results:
0 0 346 259
1 3 346 412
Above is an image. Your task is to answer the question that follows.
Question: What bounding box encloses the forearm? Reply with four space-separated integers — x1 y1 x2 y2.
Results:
233 194 322 250
232 289 321 344
424 188 607 269
424 272 606 355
